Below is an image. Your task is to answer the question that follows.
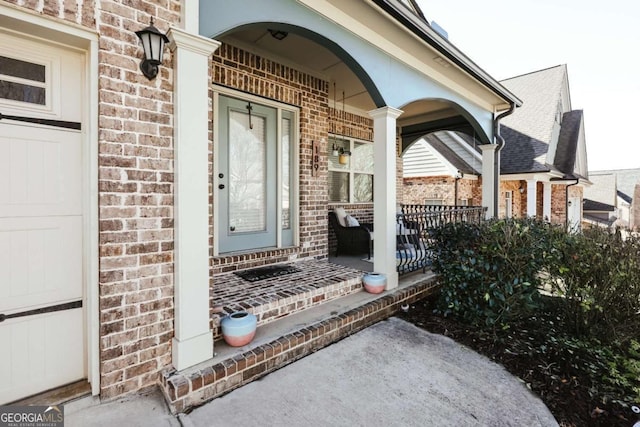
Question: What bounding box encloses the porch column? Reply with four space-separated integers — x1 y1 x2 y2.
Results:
181 0 199 32
526 179 537 217
479 144 498 218
369 106 403 291
542 182 552 221
168 28 220 371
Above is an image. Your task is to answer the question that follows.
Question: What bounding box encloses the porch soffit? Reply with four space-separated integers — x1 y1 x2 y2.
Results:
199 0 505 138
300 0 511 112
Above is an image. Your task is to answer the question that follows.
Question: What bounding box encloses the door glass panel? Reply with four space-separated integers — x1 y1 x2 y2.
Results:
228 110 266 233
281 117 291 230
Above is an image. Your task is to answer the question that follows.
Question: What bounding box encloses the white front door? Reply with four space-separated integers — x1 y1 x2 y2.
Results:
0 32 85 403
568 196 581 232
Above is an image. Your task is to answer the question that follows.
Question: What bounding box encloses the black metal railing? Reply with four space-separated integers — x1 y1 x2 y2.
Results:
396 205 487 275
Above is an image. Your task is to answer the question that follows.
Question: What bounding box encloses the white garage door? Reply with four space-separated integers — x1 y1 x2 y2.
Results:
0 32 85 403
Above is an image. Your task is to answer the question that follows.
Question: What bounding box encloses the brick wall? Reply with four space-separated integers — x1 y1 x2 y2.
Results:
632 184 640 231
95 0 180 399
2 0 96 26
402 176 480 206
549 183 583 226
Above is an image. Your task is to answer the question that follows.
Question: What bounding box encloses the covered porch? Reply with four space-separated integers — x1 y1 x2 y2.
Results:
165 0 522 401
162 202 489 412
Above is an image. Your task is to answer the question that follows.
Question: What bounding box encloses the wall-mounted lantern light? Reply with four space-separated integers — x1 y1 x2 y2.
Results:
135 18 169 80
332 144 351 165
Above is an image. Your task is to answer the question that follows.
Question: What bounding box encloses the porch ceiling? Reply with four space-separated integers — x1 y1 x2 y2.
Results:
222 27 461 125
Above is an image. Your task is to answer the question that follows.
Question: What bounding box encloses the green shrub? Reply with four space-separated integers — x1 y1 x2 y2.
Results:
548 227 640 344
430 218 558 329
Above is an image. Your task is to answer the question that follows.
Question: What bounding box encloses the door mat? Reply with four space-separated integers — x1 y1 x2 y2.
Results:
234 265 301 282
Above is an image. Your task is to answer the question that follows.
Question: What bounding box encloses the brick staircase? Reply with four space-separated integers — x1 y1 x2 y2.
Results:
160 259 437 413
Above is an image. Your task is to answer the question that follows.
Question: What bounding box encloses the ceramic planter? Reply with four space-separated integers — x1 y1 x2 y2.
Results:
220 311 257 347
362 272 386 294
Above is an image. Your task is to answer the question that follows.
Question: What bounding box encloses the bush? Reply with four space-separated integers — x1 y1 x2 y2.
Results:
548 227 640 344
430 218 558 329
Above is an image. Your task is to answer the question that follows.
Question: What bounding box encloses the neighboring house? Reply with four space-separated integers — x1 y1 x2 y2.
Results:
584 168 640 229
0 0 520 409
403 65 590 230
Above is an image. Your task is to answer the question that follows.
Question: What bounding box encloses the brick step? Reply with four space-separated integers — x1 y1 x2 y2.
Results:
162 274 437 413
209 259 365 341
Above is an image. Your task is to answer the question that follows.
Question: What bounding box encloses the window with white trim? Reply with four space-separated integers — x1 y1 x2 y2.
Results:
327 135 373 203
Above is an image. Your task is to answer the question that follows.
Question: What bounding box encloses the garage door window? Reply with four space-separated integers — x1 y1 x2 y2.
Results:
0 55 47 105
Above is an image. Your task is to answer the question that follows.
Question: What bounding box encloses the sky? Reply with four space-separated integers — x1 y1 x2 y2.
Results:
416 0 640 172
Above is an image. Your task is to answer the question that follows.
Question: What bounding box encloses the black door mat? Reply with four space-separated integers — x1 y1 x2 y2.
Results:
234 265 301 282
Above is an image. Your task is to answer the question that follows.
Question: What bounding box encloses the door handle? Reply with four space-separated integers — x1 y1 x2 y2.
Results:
219 184 225 190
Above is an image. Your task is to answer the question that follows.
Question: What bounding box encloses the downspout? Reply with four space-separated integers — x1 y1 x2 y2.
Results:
492 102 516 217
565 178 579 230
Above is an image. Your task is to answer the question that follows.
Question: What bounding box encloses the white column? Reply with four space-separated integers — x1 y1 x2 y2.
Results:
479 144 498 218
542 182 552 221
168 28 220 371
181 0 199 33
526 179 537 217
369 106 403 290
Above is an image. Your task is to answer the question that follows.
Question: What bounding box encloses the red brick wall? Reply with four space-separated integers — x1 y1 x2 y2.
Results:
402 176 481 206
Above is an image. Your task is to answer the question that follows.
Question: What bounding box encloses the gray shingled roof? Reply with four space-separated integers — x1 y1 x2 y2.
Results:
501 65 566 144
554 110 583 177
583 199 615 212
499 126 550 174
583 172 617 206
498 65 568 174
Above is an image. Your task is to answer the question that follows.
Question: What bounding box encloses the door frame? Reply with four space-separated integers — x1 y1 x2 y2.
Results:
212 86 300 256
0 5 100 397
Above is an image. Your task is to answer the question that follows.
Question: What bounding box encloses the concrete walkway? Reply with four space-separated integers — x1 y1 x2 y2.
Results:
66 317 558 427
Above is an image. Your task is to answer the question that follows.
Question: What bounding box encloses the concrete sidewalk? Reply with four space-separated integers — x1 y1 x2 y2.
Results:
66 317 558 426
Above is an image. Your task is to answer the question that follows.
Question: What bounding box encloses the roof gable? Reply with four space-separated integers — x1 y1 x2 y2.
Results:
500 65 568 146
588 168 640 202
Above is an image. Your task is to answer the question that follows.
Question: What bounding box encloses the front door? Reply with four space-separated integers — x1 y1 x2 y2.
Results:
218 95 278 253
0 33 85 403
568 196 581 232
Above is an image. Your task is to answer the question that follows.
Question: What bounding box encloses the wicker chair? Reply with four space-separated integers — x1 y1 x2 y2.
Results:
328 211 373 259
